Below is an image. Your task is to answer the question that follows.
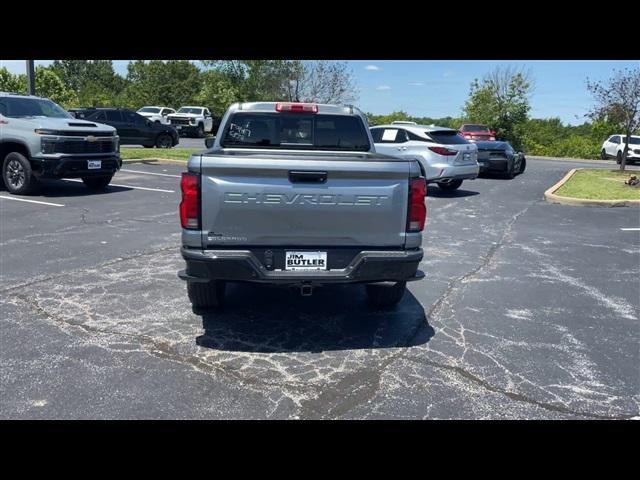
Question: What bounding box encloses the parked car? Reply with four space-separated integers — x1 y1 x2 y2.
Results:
167 106 214 138
459 124 496 142
178 102 427 310
75 108 179 148
370 121 479 191
601 134 640 164
0 92 121 194
475 141 526 178
136 106 176 125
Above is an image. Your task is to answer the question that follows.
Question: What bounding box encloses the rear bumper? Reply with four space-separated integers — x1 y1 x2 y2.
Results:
478 158 509 172
428 163 479 183
178 247 424 285
31 155 122 178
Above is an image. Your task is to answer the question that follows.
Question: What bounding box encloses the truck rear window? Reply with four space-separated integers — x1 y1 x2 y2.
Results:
220 113 370 151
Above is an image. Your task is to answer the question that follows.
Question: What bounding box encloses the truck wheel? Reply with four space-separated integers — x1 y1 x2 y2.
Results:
82 175 113 191
155 133 172 148
365 281 406 308
437 179 463 191
188 281 226 312
196 124 205 138
2 151 38 195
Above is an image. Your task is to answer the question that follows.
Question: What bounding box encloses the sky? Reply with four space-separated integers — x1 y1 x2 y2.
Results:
2 59 638 125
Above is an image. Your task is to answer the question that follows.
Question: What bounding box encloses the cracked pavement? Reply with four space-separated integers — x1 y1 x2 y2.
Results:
1 159 639 419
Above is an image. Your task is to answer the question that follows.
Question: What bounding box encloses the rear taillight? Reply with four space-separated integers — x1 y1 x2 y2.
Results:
429 146 457 156
180 172 200 229
407 177 427 232
275 102 318 113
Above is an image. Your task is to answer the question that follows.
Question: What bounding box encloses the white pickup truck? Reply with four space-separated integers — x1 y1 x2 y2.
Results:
167 106 214 138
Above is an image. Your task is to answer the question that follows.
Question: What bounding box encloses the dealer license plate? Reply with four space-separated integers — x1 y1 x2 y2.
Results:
285 251 327 271
87 160 102 169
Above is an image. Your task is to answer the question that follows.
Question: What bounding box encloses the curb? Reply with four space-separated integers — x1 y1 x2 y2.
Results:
544 168 640 207
122 158 188 166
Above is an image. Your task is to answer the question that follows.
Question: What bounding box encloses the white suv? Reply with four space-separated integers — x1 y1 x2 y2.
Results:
137 106 176 125
371 121 479 191
601 134 640 164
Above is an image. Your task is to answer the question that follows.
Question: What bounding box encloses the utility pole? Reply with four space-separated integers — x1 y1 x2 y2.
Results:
26 60 36 95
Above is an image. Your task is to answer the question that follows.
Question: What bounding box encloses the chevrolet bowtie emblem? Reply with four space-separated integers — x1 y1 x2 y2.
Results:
86 135 97 142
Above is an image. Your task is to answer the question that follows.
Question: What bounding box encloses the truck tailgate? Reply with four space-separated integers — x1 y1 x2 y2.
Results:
199 152 413 248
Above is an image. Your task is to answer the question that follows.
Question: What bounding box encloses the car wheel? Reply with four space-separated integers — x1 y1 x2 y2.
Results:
437 179 463 191
154 120 161 125
2 151 38 195
82 175 113 191
505 161 515 179
156 133 172 149
518 156 527 174
366 281 407 308
617 151 623 164
196 124 205 138
188 281 226 313
601 149 607 160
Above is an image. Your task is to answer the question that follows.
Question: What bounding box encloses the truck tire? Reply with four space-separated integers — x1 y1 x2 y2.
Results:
196 124 205 138
82 175 113 191
188 281 226 312
437 179 463 191
365 281 406 308
2 151 39 195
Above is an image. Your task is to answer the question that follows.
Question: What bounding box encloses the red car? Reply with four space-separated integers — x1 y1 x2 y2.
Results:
459 124 496 142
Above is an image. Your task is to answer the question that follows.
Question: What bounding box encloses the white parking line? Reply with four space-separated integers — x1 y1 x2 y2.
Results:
0 195 65 207
120 169 181 178
620 228 640 231
62 179 175 193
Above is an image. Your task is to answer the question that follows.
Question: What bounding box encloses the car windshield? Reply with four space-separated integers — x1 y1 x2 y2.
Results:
220 113 371 151
463 124 490 132
138 107 161 113
177 107 203 114
0 97 72 119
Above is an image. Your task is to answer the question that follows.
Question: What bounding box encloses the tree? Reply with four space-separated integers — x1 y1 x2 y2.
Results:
586 68 640 171
463 66 533 149
0 66 76 107
51 60 126 107
286 61 358 104
202 60 297 102
196 69 239 116
121 60 202 109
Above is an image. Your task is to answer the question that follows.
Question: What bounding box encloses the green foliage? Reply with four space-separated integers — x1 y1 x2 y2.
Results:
196 69 240 116
365 111 461 129
121 60 202 109
0 66 76 107
464 67 532 149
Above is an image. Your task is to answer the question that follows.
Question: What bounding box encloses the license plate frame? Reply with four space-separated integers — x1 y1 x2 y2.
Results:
87 160 102 170
285 251 328 271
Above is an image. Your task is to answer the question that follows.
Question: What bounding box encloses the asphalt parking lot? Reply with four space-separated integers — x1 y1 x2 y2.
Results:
121 136 208 149
1 158 638 419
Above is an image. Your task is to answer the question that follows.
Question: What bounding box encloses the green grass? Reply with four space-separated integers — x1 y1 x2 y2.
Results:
555 169 640 200
120 148 198 161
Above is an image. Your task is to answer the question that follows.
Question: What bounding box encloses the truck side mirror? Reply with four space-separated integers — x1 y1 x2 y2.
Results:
205 137 215 149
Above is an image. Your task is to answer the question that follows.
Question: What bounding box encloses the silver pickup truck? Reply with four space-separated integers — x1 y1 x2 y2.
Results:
178 102 426 311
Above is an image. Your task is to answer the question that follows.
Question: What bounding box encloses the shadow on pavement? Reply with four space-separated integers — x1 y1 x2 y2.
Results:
196 283 434 353
427 186 479 198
